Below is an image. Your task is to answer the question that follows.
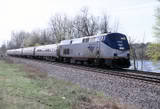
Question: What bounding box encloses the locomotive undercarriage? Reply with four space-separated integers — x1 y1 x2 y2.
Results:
58 57 130 68
9 54 130 68
111 58 130 68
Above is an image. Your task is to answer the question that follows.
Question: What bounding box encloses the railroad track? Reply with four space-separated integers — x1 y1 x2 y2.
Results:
31 58 160 84
50 62 160 84
8 57 160 84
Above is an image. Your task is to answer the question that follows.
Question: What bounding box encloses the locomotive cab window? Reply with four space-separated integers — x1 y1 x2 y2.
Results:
102 33 129 51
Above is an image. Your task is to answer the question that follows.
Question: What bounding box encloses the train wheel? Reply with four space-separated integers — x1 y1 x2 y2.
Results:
87 59 94 66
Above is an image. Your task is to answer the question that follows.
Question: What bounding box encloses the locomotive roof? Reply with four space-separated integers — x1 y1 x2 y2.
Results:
60 33 108 45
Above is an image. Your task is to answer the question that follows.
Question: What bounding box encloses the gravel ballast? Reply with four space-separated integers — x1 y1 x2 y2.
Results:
8 57 160 109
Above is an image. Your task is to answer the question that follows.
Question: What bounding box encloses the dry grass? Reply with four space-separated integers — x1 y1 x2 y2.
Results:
21 65 48 79
3 57 14 64
72 95 135 109
1 58 137 109
5 57 48 79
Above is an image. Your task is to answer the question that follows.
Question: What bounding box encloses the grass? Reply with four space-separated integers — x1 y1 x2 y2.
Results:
0 59 134 109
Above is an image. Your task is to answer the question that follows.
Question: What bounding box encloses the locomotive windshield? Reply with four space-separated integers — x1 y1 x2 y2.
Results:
102 33 130 51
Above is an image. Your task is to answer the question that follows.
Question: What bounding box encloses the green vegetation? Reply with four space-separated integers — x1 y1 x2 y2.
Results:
0 60 131 109
147 43 160 61
153 7 160 41
147 1 160 61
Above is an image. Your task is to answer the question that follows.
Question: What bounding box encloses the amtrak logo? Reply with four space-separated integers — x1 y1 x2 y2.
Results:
88 45 95 52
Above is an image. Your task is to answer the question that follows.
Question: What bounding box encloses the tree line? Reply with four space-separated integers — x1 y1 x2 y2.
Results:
147 0 160 61
4 8 119 49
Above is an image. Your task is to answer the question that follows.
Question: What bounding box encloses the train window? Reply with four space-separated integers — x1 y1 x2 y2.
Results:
89 37 96 42
82 39 84 43
63 48 70 55
37 49 42 52
63 49 65 54
45 49 51 52
86 38 89 42
83 38 89 43
67 49 69 54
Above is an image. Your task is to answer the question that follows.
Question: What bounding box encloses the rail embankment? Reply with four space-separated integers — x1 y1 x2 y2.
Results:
6 57 160 109
0 58 134 109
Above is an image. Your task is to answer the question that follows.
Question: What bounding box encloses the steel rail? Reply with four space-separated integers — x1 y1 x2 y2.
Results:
8 57 160 84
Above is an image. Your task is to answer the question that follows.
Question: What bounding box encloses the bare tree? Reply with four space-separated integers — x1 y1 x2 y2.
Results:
0 42 7 55
49 14 73 43
140 43 145 70
7 31 28 49
99 15 119 33
112 19 119 32
128 36 138 70
6 41 15 49
39 30 48 44
100 14 111 33
35 29 52 45
137 35 146 70
23 31 41 47
73 8 99 37
47 8 119 41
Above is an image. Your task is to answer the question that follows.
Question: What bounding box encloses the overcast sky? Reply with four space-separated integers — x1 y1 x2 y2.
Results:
0 0 159 45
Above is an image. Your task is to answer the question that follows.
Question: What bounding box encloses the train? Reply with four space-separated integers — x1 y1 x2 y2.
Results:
7 33 131 68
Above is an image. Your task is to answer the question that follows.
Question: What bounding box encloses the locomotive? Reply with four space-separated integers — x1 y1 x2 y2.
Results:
7 33 130 68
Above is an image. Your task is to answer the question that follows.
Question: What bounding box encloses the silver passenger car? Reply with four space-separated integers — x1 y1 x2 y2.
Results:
22 47 35 57
35 44 58 58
